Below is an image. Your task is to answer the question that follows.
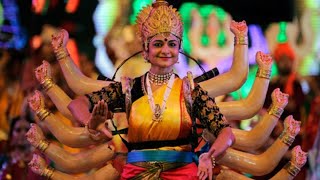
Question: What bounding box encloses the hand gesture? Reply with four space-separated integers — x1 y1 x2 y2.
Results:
26 123 46 148
28 154 47 175
51 29 69 51
271 88 289 108
256 51 273 70
291 145 307 168
197 152 213 180
88 100 108 129
28 90 46 112
35 60 52 84
230 20 248 37
88 100 113 139
284 115 301 137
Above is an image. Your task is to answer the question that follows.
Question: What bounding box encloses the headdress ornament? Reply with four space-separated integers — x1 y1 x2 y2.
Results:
273 42 295 62
136 0 183 48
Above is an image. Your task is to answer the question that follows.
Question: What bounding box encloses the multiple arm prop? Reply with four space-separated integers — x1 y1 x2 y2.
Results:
232 88 288 151
26 123 115 173
51 29 110 94
216 145 307 180
217 116 301 176
217 51 272 120
52 20 248 99
199 20 248 97
28 90 108 147
23 18 309 180
34 60 73 121
271 145 307 180
28 154 119 180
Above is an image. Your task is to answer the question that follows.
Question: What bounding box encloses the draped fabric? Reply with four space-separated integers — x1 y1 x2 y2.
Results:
128 79 192 151
85 73 230 179
120 162 199 180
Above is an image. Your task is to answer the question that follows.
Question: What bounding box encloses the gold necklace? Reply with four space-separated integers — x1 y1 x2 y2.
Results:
146 73 175 122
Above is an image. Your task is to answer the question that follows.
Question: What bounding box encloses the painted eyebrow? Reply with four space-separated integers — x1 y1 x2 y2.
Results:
151 40 163 43
151 39 179 43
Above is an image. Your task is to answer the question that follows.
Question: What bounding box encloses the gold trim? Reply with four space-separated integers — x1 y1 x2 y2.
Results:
279 132 295 146
256 69 271 79
234 36 248 45
136 1 183 44
284 161 300 177
36 109 51 121
268 105 284 118
41 166 55 179
37 139 50 153
42 78 55 92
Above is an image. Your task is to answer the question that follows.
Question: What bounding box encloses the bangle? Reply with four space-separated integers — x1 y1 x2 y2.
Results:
55 48 70 60
284 161 300 177
211 155 216 167
279 132 295 146
42 78 55 92
256 69 271 79
36 109 51 121
234 36 248 45
41 166 55 179
267 105 284 118
37 139 50 153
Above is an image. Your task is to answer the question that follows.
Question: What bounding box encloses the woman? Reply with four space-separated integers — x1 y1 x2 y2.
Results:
66 1 235 179
26 0 309 179
0 116 45 180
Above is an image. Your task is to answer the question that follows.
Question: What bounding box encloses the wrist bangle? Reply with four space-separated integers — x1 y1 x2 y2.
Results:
234 36 248 45
267 105 284 118
42 78 55 92
279 132 295 146
37 139 50 153
55 48 70 60
256 68 271 79
36 109 51 121
284 161 300 177
41 166 55 179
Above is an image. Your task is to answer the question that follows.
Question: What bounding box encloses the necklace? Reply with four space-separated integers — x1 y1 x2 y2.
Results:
146 73 175 122
148 70 174 86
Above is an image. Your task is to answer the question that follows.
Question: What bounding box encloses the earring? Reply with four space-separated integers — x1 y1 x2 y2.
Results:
143 53 149 63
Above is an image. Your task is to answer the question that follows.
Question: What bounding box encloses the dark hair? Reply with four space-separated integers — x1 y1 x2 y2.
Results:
8 114 34 140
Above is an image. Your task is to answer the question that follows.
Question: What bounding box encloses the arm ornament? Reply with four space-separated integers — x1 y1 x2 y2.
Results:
256 69 271 79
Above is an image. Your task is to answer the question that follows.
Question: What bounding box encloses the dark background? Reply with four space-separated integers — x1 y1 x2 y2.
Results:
168 0 295 28
14 0 296 58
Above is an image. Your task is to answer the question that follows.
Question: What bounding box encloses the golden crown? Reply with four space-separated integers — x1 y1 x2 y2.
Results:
136 0 183 43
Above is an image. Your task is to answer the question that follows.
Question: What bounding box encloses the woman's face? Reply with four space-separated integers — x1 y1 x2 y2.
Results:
145 33 180 69
276 55 293 75
11 119 30 148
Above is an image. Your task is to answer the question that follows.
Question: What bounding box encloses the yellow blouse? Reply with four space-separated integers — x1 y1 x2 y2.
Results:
128 79 192 151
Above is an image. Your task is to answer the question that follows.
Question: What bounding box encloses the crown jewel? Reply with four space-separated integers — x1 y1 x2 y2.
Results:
136 0 183 43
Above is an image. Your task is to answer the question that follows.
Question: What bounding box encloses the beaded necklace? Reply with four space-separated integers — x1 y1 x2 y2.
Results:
148 70 174 86
146 73 175 122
